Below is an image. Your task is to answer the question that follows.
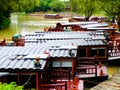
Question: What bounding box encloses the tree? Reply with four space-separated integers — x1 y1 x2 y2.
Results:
37 0 51 12
99 0 120 30
69 0 99 21
69 0 79 12
17 0 40 12
0 0 12 29
49 0 65 12
35 0 65 12
0 0 40 29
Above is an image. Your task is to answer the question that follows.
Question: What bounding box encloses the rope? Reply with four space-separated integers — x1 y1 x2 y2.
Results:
22 73 35 86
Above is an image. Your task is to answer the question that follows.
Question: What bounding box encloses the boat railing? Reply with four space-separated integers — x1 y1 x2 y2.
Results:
76 65 97 77
108 45 120 57
77 57 96 65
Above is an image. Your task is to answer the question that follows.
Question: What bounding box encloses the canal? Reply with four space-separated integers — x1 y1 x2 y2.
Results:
0 13 120 89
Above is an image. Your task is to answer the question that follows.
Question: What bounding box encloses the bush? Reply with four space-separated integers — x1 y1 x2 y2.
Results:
0 82 24 90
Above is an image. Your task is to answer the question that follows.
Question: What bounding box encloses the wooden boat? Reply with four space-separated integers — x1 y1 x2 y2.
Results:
0 31 111 90
69 16 106 22
69 16 86 22
44 21 116 32
0 34 24 46
44 14 63 19
44 21 97 31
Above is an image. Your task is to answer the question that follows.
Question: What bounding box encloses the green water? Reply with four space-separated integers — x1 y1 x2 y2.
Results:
107 66 120 77
0 14 67 39
0 13 120 79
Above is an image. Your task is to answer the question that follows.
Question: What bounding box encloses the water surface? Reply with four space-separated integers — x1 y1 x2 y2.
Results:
0 14 67 39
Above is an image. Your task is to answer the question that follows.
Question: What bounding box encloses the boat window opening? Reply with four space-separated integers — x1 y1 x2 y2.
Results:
52 61 72 68
98 48 106 56
52 61 60 67
90 48 106 57
62 61 72 67
77 48 86 57
90 48 97 57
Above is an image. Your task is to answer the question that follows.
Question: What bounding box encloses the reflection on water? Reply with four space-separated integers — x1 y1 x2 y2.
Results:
0 14 120 78
0 14 68 39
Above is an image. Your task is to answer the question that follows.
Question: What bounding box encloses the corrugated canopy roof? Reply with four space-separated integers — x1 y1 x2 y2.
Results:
0 31 108 72
0 54 47 72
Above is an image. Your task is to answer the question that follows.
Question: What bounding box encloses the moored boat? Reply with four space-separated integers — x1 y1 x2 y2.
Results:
0 34 24 46
0 31 110 90
44 14 63 19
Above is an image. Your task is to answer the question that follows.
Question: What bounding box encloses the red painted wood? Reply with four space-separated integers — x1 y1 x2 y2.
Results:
40 80 84 90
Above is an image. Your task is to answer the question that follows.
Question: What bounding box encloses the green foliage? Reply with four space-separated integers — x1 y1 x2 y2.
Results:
70 0 99 20
0 0 40 29
35 0 65 12
70 0 79 12
49 0 65 12
99 0 120 16
0 15 10 29
18 0 40 12
99 0 120 30
0 82 24 90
